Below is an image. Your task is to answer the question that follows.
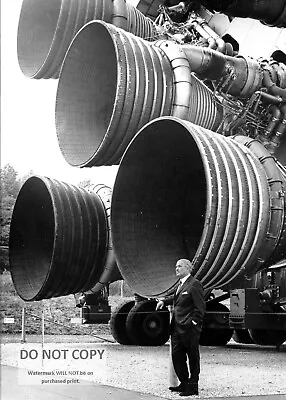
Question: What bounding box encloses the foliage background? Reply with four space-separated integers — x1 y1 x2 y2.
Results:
0 164 31 272
0 164 133 336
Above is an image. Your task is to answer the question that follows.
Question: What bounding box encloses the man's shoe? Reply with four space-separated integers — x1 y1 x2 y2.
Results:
179 383 198 396
168 382 187 392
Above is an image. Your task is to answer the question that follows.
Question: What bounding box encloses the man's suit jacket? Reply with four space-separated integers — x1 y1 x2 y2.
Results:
164 275 206 337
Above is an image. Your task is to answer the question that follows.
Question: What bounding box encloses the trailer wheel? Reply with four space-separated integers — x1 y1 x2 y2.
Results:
126 300 170 346
232 329 254 344
110 300 135 344
249 329 286 346
200 302 233 346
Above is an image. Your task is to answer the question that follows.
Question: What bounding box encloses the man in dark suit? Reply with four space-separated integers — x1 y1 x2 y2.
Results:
156 259 205 396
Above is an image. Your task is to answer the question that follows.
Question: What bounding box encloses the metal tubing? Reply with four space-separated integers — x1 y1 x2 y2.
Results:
154 40 192 120
180 45 256 97
17 0 156 79
111 117 286 298
112 0 128 30
263 70 286 101
267 104 286 165
197 18 226 53
181 45 286 98
9 176 119 301
180 45 226 80
56 21 223 167
263 105 281 138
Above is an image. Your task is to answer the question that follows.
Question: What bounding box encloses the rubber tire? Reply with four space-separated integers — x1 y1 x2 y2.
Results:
249 329 286 346
200 302 233 346
110 300 135 344
126 300 170 346
233 329 254 344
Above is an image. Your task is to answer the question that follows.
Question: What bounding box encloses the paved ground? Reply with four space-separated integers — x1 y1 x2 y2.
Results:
1 364 167 400
2 365 286 400
1 335 285 400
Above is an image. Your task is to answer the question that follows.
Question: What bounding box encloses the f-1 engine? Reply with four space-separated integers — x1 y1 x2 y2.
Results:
9 0 286 346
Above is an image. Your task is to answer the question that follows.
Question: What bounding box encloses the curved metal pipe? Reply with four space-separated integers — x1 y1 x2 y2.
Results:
9 176 120 301
180 45 234 92
112 0 128 30
180 44 286 98
268 61 286 88
261 105 281 140
111 117 286 297
154 40 192 120
207 37 217 50
17 0 156 79
199 19 226 53
187 16 226 53
181 45 260 96
180 45 226 80
273 105 286 166
267 103 286 159
225 42 234 56
56 21 223 167
263 70 286 101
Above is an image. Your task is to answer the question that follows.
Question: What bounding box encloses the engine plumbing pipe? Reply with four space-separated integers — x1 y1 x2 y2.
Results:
266 103 286 158
111 117 286 298
9 176 120 301
186 14 226 53
261 105 281 141
153 40 193 120
180 44 286 98
262 70 286 101
55 20 223 167
17 0 156 79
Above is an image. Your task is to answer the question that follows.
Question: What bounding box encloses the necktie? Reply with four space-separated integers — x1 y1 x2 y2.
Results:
176 281 182 295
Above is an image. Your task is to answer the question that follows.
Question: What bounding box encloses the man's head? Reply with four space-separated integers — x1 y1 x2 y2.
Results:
175 258 194 279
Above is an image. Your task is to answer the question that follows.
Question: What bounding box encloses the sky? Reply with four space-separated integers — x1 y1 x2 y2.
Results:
1 0 118 187
1 1 285 187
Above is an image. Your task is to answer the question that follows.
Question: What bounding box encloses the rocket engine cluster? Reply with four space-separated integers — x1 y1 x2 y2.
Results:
10 0 286 325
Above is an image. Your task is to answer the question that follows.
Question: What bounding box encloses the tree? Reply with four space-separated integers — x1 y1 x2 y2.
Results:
0 165 35 271
0 164 21 198
0 194 15 246
0 164 24 271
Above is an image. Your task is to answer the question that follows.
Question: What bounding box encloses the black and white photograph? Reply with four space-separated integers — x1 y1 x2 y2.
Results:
1 1 286 399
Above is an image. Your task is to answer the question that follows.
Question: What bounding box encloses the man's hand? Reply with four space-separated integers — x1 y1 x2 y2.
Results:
156 300 165 310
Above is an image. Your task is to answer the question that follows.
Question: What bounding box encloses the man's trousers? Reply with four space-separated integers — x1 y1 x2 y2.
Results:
171 323 201 384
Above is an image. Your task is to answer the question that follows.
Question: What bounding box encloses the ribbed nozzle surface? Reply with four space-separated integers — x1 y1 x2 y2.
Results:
17 0 155 79
56 21 223 167
111 117 285 297
55 21 174 166
9 176 112 301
